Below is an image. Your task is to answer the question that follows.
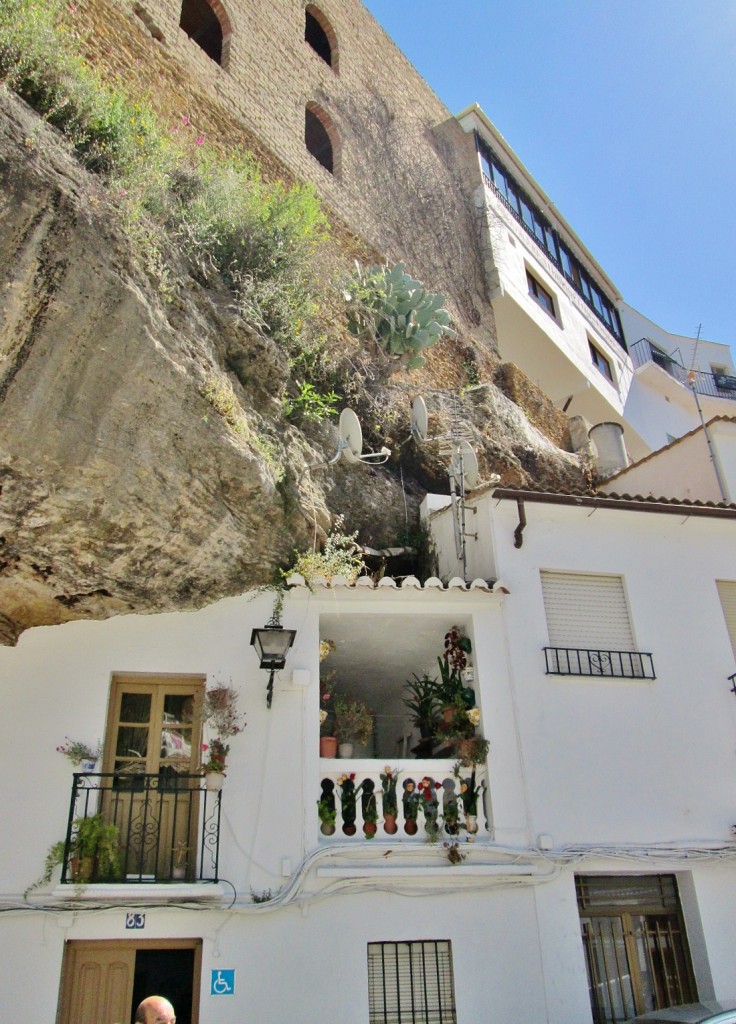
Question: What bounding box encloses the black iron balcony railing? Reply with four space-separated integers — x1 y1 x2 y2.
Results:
631 338 736 402
729 672 736 696
544 647 656 680
61 772 221 884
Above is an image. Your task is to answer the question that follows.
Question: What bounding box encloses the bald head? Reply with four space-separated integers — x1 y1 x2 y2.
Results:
134 995 176 1024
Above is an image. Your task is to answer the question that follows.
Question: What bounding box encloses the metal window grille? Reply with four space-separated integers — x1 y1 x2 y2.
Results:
367 941 457 1024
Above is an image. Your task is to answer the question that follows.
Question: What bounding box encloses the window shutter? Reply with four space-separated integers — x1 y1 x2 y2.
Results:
717 580 736 658
541 571 635 651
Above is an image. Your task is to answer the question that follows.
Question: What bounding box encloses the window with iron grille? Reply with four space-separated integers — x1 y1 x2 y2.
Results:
367 941 457 1024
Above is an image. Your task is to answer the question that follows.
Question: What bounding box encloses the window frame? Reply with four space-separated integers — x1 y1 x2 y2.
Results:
526 269 557 321
367 940 457 1024
589 340 614 383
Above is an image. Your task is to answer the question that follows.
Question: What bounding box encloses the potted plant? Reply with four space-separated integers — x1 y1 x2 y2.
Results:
380 766 399 834
333 693 373 758
362 786 379 839
319 641 339 756
201 737 229 790
56 737 103 771
402 674 441 756
455 763 484 835
29 815 121 894
317 796 337 836
171 840 189 880
336 772 359 835
402 778 420 835
455 735 489 769
437 626 475 713
418 776 443 842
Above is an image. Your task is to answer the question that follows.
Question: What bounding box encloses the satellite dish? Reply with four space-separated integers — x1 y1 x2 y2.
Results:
450 440 479 490
339 408 363 464
411 395 429 443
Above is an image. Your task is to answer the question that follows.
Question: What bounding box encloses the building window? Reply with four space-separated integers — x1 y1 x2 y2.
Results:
367 941 457 1024
541 571 655 678
589 341 613 382
179 0 231 66
526 270 556 320
577 874 696 1024
305 103 339 175
305 5 338 70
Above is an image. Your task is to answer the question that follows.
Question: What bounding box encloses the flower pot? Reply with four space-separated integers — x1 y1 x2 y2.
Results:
465 813 478 834
338 742 354 759
172 866 187 880
457 738 474 761
320 823 336 836
205 771 226 792
72 855 95 883
364 822 377 838
320 736 338 758
383 813 398 835
404 819 418 836
342 823 356 836
80 759 98 772
441 706 454 724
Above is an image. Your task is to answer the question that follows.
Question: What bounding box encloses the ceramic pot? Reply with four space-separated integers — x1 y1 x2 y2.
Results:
364 822 377 838
342 823 356 836
320 823 336 836
465 813 478 834
338 742 354 758
404 819 418 836
319 736 338 758
383 813 398 835
172 866 187 880
205 771 225 792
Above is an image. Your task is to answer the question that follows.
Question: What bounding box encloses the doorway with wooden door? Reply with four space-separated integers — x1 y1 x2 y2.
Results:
102 674 205 881
58 938 201 1024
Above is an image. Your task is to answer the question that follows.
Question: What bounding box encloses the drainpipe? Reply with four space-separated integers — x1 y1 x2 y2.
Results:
514 498 527 548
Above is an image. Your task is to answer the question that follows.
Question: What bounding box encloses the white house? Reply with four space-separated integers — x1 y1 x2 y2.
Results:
3 421 736 1023
620 304 736 455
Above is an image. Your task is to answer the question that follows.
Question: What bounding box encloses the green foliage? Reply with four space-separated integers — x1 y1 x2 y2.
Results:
0 0 330 352
288 517 365 587
26 814 121 895
282 381 339 424
316 797 337 827
344 261 456 369
333 693 374 745
402 674 442 739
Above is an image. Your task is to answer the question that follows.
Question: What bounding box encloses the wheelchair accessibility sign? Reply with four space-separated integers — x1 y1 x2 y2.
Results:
210 969 235 996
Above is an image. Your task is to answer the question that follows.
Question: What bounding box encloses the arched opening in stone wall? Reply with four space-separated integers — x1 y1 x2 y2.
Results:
305 5 338 71
179 0 232 67
305 103 340 176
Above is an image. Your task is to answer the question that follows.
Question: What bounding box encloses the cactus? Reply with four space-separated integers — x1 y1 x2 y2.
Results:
344 261 456 369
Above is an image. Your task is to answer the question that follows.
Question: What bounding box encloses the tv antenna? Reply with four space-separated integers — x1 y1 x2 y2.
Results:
410 394 487 578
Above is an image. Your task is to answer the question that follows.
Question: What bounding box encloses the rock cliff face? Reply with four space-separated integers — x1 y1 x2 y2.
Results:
0 89 585 644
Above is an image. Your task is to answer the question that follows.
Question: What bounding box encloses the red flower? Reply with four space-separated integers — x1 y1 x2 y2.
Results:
434 781 442 790
349 773 356 781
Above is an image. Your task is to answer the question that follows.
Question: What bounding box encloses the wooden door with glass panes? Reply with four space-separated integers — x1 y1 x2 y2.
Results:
103 674 204 880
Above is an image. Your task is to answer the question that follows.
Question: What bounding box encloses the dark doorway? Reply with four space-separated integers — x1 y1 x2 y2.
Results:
133 948 195 1024
179 0 223 64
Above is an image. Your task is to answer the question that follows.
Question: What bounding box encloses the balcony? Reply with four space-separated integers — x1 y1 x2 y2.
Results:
60 772 221 884
544 647 656 680
318 759 490 842
631 338 736 402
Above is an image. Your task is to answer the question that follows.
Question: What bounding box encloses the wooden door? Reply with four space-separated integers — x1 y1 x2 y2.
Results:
58 942 135 1024
103 675 204 880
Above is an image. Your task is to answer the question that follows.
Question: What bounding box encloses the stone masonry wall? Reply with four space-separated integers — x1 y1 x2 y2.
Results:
86 0 494 346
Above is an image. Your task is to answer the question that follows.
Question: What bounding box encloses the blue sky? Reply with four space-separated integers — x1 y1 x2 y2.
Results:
362 0 736 352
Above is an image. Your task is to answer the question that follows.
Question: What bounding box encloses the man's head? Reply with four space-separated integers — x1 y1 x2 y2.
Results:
134 995 176 1024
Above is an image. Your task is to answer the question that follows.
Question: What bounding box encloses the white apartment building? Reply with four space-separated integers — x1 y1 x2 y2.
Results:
621 303 736 454
456 104 648 462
